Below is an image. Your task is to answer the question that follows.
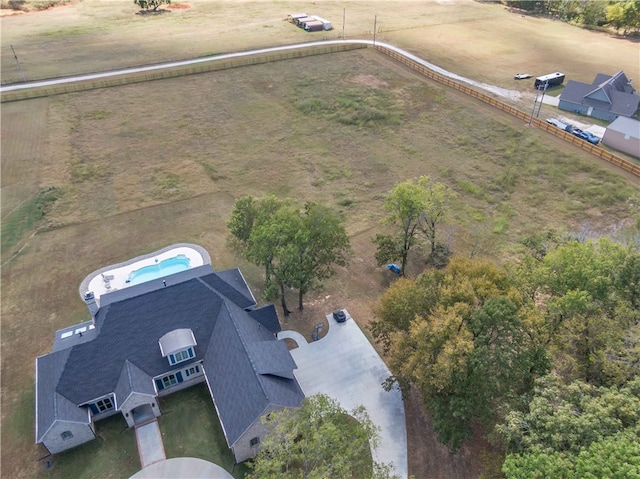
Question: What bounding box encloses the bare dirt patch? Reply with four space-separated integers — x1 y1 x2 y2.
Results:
350 74 389 88
165 3 190 10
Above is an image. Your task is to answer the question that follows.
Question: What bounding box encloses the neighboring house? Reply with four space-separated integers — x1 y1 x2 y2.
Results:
602 116 640 159
35 261 304 462
559 71 640 121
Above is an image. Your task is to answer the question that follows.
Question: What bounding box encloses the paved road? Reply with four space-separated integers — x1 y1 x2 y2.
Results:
0 39 522 103
280 309 408 479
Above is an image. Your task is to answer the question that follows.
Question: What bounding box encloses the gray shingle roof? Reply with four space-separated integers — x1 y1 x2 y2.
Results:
36 348 89 442
203 300 304 446
560 71 640 118
248 304 282 333
199 268 256 309
37 264 303 449
606 116 640 138
115 361 155 406
57 277 223 404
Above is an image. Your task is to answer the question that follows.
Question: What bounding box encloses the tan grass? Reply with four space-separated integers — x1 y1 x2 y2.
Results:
1 3 639 478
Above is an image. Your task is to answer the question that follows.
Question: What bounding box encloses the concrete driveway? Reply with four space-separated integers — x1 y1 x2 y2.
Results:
279 310 408 478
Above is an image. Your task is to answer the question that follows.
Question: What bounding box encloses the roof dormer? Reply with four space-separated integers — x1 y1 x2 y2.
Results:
158 328 197 366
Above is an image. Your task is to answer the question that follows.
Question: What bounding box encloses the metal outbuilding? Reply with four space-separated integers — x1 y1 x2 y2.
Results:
602 116 640 159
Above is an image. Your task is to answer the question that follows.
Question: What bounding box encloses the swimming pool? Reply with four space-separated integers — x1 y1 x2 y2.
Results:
126 254 191 286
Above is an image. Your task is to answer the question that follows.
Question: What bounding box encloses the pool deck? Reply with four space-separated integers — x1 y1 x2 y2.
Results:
79 243 211 306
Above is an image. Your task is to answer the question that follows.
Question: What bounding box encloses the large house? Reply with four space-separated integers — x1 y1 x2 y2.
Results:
558 71 640 121
35 247 304 462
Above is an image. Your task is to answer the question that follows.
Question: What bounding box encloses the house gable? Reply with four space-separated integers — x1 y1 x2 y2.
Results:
41 418 95 455
559 71 640 119
585 86 611 104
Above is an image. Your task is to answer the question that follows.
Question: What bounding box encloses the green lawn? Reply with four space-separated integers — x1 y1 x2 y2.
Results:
41 415 139 479
158 384 250 479
33 385 249 479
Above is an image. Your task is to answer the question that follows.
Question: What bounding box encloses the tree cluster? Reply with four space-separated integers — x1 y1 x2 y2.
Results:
227 195 351 316
373 176 453 276
372 235 640 470
498 375 640 478
500 0 640 36
247 394 401 479
373 256 549 450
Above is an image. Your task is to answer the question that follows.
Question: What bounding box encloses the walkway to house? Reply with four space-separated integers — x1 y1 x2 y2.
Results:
277 329 309 348
278 310 408 479
135 419 166 469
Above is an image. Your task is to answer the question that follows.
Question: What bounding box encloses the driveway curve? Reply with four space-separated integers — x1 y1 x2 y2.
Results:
279 310 408 478
0 39 521 102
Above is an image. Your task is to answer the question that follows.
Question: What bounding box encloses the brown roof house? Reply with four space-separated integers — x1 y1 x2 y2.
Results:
559 71 640 121
35 247 304 462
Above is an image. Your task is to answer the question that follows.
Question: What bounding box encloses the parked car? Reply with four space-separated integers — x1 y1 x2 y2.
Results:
332 310 347 323
572 128 600 145
572 128 588 139
514 73 532 80
582 131 600 145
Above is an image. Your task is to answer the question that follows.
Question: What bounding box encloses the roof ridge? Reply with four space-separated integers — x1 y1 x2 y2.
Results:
196 271 248 303
220 300 270 402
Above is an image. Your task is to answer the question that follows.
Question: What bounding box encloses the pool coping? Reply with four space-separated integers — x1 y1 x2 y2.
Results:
79 243 211 304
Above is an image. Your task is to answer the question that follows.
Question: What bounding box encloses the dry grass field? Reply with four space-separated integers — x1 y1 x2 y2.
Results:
2 2 639 479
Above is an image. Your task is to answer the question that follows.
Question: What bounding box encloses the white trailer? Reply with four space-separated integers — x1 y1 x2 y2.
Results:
311 15 333 30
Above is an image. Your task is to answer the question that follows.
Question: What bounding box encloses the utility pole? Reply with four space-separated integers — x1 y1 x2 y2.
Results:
342 8 345 39
373 15 377 45
10 45 26 82
536 81 548 118
528 83 541 126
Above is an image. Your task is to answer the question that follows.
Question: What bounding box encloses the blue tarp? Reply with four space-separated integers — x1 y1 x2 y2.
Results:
386 263 401 275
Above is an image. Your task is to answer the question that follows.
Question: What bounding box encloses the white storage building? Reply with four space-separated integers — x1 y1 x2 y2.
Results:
602 116 640 159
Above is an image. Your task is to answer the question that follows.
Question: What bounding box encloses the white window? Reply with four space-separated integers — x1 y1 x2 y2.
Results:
185 365 200 377
162 374 178 388
61 430 74 440
169 347 194 365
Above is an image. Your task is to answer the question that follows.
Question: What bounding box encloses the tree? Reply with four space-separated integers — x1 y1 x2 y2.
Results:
502 433 640 479
247 394 401 479
497 375 640 478
512 238 640 386
247 205 303 316
377 257 548 450
134 0 170 12
606 1 626 32
373 176 453 275
606 0 640 34
286 203 351 311
228 195 295 314
228 196 351 315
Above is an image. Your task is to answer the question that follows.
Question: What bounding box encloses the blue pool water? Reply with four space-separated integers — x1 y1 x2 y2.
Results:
126 255 191 286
